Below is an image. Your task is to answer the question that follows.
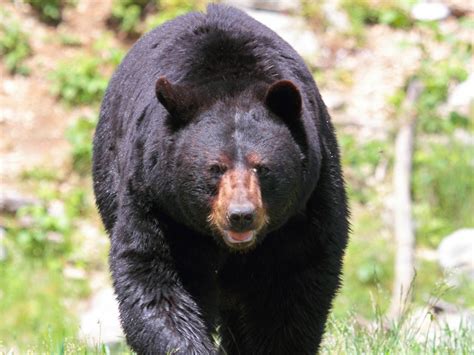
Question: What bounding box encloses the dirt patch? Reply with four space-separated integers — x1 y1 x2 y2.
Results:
0 0 115 192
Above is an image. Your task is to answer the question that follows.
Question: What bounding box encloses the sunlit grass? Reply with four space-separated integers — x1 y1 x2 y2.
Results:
321 312 473 354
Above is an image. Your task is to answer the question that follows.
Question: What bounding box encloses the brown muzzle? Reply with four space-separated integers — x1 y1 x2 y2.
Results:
209 167 267 248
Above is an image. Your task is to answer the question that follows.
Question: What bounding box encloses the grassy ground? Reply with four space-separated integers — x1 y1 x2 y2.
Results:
2 311 472 354
321 315 474 354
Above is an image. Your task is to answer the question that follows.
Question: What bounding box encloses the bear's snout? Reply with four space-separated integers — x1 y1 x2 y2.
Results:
208 167 268 249
227 203 256 231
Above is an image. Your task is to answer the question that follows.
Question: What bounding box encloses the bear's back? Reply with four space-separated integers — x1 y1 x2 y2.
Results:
102 5 315 123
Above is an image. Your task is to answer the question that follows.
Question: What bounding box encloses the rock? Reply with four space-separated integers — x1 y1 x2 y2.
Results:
453 129 474 146
48 200 66 219
447 74 474 117
79 287 124 345
437 228 474 280
321 90 346 111
46 231 64 243
76 221 108 263
63 265 87 280
0 191 39 214
443 0 474 17
411 2 450 21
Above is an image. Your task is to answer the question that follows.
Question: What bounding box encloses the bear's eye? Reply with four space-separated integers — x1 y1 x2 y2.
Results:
252 165 270 176
209 164 227 176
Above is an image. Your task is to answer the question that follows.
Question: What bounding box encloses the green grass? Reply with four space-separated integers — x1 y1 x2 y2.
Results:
334 206 394 318
414 260 474 310
0 171 97 351
2 308 472 354
0 256 88 350
321 312 474 354
0 336 131 354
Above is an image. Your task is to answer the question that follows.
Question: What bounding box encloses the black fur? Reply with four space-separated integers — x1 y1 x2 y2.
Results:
93 4 349 354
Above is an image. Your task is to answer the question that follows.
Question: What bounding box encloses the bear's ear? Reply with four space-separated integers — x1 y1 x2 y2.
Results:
264 80 302 121
155 77 197 125
155 77 177 113
265 80 308 155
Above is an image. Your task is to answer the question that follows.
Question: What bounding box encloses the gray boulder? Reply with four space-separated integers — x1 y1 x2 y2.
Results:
447 74 474 118
437 228 474 280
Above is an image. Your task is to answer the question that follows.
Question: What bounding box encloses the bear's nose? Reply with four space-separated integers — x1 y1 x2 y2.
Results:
228 204 256 231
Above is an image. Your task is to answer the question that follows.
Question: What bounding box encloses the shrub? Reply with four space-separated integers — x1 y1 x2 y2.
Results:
66 115 98 174
341 0 412 40
145 0 204 30
0 14 32 75
25 0 64 25
50 56 108 105
108 0 157 36
7 187 86 259
413 141 474 247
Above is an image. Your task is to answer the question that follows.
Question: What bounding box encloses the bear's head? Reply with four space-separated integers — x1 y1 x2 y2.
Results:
155 77 320 251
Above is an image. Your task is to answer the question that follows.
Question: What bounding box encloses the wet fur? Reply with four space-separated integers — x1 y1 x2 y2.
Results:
93 4 349 355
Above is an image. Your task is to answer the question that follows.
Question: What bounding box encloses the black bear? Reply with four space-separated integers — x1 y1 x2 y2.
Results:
93 4 348 355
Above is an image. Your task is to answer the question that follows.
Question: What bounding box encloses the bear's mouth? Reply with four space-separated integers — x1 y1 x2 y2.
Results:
222 230 256 249
225 230 255 243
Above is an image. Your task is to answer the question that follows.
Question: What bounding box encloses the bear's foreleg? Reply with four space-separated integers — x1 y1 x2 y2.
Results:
110 207 217 355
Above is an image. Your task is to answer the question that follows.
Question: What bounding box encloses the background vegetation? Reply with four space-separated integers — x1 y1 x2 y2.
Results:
0 0 472 353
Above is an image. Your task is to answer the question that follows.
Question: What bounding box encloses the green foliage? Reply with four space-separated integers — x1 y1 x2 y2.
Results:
51 56 109 105
66 115 98 174
25 0 64 25
341 0 412 40
58 33 82 47
339 134 390 204
7 188 86 259
109 0 158 35
415 57 469 134
145 0 205 30
413 140 474 247
389 26 473 248
21 167 60 181
50 35 125 105
390 23 471 135
92 35 127 67
108 0 205 36
0 14 32 75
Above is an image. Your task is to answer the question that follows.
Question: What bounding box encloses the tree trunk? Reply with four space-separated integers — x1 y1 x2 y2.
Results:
388 80 423 319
